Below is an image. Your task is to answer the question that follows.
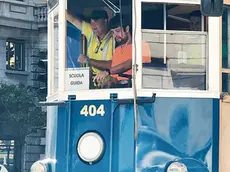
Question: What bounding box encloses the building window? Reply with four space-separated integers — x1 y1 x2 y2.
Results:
0 140 16 172
6 40 25 71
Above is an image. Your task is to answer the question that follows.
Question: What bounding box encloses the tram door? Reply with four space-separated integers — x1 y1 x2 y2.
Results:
219 4 230 172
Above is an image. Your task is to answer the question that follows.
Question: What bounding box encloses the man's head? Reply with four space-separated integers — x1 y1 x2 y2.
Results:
90 10 109 37
109 14 132 44
189 10 201 31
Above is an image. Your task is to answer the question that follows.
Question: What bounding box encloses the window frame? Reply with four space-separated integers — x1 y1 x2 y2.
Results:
48 0 220 101
135 0 221 97
6 39 25 72
0 139 21 172
48 5 59 96
221 5 230 93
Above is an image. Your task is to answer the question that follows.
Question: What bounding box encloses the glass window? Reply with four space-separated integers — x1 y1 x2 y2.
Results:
141 3 208 90
6 40 25 71
66 0 132 90
222 7 230 93
0 140 16 172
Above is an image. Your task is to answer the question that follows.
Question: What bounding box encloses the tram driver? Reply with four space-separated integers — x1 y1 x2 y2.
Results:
94 15 151 88
66 9 114 87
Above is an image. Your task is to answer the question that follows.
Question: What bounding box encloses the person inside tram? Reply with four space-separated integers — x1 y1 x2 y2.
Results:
66 9 114 79
94 14 151 88
189 10 201 31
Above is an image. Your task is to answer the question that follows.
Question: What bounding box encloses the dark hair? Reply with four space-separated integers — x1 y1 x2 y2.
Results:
90 10 108 20
190 10 201 17
109 14 132 34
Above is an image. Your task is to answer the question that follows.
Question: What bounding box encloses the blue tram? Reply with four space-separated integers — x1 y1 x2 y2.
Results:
31 0 230 171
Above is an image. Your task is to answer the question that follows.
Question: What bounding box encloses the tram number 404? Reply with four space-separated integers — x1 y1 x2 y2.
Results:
80 105 105 117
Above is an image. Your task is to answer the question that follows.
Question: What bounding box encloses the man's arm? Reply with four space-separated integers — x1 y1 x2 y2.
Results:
94 59 132 83
89 59 112 70
78 55 112 70
66 10 82 30
110 59 132 75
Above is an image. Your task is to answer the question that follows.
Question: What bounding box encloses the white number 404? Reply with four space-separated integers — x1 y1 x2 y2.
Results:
80 105 105 117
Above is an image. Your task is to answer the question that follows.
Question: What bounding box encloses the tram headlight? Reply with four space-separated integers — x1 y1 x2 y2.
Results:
167 162 188 172
77 132 104 164
30 161 47 172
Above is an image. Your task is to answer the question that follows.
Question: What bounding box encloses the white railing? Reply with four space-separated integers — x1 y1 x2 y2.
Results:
35 5 47 22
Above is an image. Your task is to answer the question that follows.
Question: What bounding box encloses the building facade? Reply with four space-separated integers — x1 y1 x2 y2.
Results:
0 0 47 171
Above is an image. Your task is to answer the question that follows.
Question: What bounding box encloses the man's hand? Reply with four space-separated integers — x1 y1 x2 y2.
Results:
78 54 89 63
94 71 109 83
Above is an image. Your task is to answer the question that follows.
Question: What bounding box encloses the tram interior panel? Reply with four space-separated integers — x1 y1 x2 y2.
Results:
65 0 208 91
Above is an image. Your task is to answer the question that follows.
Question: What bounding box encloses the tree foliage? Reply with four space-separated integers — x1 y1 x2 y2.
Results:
0 82 46 140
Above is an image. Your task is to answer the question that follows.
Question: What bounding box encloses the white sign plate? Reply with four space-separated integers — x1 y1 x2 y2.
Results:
65 67 90 91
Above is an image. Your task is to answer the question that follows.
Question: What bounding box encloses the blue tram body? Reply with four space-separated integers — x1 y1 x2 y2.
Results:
31 0 227 171
45 96 219 172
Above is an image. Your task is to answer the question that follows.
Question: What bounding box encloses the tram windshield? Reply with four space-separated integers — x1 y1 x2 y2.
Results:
65 0 133 91
51 0 208 92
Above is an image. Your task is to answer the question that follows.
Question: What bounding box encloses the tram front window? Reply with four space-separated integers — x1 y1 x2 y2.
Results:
141 3 208 90
66 0 133 91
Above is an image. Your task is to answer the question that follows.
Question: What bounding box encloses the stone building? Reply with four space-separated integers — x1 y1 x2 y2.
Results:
0 0 47 171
